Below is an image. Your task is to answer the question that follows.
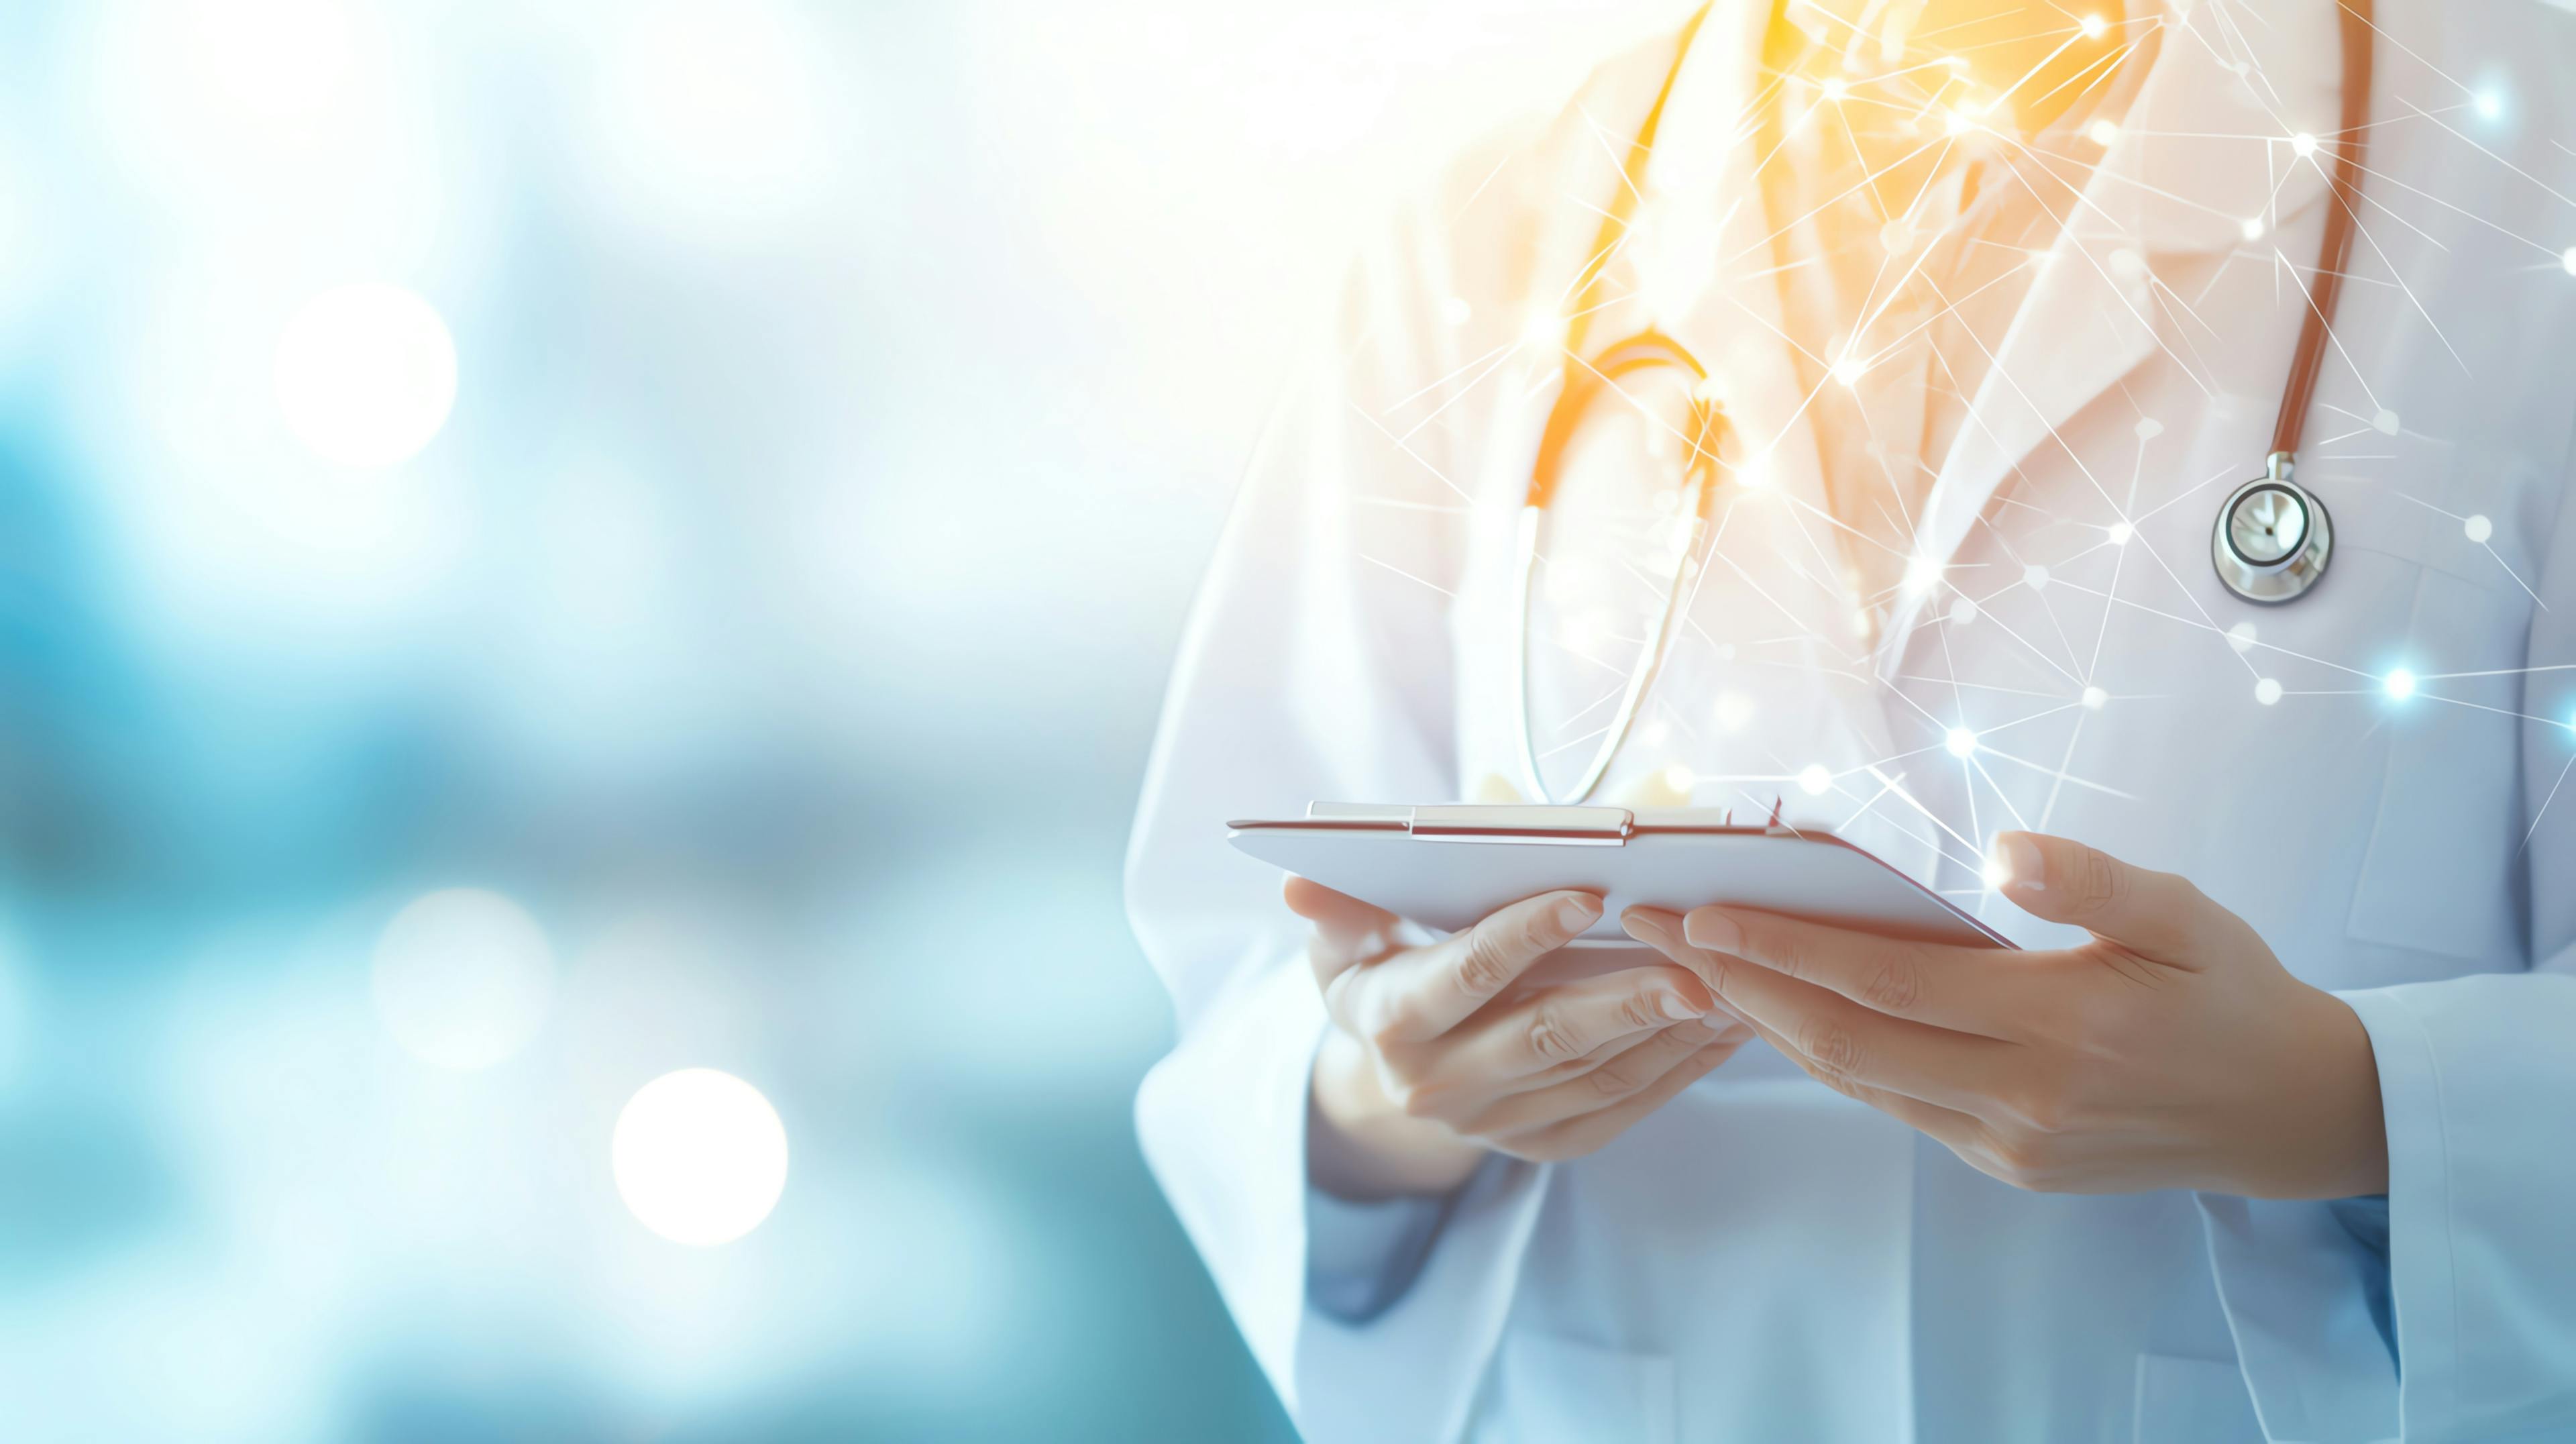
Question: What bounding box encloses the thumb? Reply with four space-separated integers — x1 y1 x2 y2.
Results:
1992 831 2218 962
1284 876 1403 969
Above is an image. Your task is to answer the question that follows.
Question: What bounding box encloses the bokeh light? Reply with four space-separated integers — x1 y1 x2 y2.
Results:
272 282 458 468
370 889 555 1070
612 1068 790 1247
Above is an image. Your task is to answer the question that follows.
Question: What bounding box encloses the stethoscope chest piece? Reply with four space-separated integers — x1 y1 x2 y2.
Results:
2212 452 2332 605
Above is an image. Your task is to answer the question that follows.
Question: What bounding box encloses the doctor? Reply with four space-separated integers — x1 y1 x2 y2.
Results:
1128 1 2576 1439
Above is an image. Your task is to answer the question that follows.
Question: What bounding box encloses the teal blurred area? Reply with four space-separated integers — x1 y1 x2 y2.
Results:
0 0 1682 1437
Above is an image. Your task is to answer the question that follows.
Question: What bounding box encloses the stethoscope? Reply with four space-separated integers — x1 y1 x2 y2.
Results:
1511 0 2373 805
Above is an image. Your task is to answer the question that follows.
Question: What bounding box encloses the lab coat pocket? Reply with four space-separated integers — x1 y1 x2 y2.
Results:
1471 1332 1674 1444
2131 1354 2263 1444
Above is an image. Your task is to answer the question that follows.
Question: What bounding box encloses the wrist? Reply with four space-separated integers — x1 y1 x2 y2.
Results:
1309 1030 1487 1199
2248 985 2390 1200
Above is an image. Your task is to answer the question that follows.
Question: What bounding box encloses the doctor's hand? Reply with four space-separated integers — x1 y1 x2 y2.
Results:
1287 877 1752 1199
1621 832 2389 1200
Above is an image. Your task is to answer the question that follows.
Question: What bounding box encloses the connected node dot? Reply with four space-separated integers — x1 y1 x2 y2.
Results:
2088 119 2120 148
2135 417 2163 440
2025 563 2050 590
2383 668 2418 701
1945 107 1974 136
2373 408 2400 435
2227 620 2258 654
1821 76 1849 102
2079 13 2108 39
1440 296 1472 327
1948 596 1977 626
2465 513 2493 544
2241 217 2267 242
1904 555 1943 593
2475 88 2504 121
1833 354 1868 386
1798 764 1834 796
2291 132 2318 158
2108 248 2148 283
1713 691 1754 733
2081 685 2108 710
2106 521 2134 546
2255 678 2284 706
2563 246 2576 277
1945 727 1978 759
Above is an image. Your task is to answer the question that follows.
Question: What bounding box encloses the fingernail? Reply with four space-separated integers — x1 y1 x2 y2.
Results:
1658 991 1704 1021
1621 910 1672 946
1684 909 1743 955
1997 833 2046 892
1555 894 1603 933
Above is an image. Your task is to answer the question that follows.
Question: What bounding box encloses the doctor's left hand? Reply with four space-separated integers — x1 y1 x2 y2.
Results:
1621 832 2390 1200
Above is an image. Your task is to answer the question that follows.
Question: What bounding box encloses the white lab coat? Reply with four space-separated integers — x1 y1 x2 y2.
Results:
1127 2 2576 1439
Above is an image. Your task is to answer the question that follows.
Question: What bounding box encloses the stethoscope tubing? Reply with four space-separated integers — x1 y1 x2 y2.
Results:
1512 0 2373 804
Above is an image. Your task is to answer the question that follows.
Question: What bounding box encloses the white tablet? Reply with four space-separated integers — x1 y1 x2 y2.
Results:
1228 803 2012 949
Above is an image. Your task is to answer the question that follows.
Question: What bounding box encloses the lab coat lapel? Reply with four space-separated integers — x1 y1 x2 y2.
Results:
1876 0 2345 668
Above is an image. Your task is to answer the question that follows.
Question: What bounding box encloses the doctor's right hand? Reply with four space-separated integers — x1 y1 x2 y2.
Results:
1289 878 1750 1198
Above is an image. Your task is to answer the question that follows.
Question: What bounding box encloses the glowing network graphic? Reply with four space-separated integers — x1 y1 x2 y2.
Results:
1344 0 2576 890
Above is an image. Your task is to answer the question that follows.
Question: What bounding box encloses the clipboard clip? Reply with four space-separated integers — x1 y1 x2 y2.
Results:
1306 803 1633 845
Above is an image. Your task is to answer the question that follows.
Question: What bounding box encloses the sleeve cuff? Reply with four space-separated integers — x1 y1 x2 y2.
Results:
2200 976 2576 1444
1305 1166 1477 1325
1137 954 1555 1441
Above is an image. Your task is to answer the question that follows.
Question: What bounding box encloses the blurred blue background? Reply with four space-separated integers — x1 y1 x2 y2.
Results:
0 1 1688 1437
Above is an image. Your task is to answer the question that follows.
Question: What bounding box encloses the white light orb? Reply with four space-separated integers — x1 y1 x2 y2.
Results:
372 889 554 1070
1662 762 1695 792
1904 555 1943 593
2024 564 2049 590
2134 417 2163 440
2291 132 2318 158
1440 297 1472 327
273 283 458 468
1820 76 1849 102
1947 596 1977 626
2081 685 2108 710
2241 217 2267 242
1797 764 1833 796
1832 354 1867 387
2079 13 2108 38
2563 246 2576 277
1980 854 2010 888
1713 691 1754 733
2475 87 2504 121
1945 727 1978 758
2087 119 2120 148
2255 678 2284 705
2373 408 2401 435
2465 514 2493 544
2106 521 2134 546
613 1068 790 1247
2227 621 2258 654
2383 668 2418 701
2108 248 2148 284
